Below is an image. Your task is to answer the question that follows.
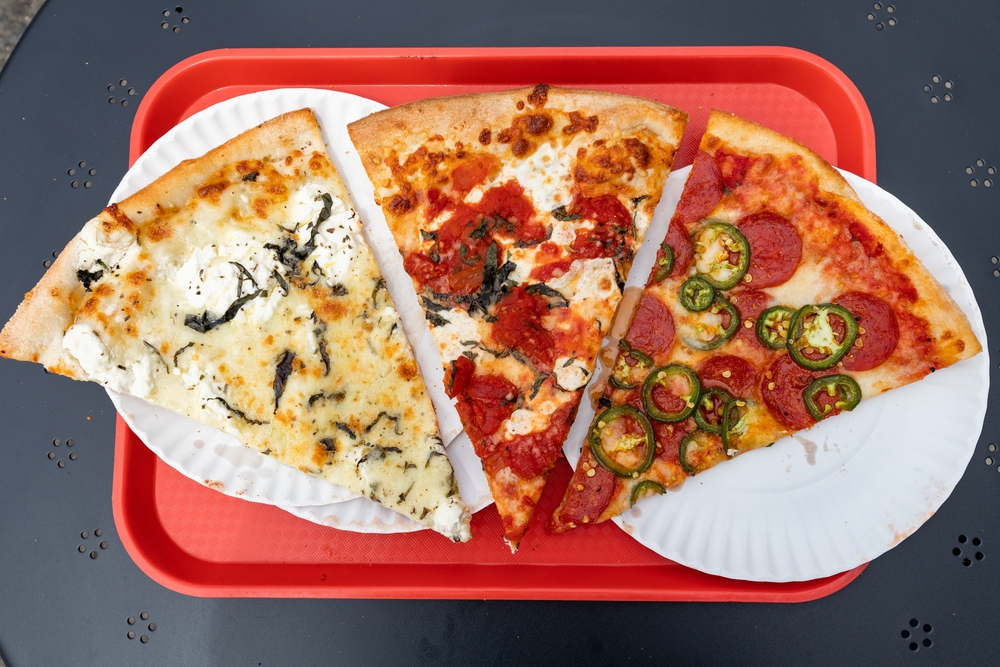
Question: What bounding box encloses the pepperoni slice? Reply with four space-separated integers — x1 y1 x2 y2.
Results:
697 354 760 398
728 288 772 348
660 218 694 281
761 355 820 431
653 417 695 464
548 447 618 533
623 292 675 363
834 292 899 371
673 150 723 227
737 211 802 288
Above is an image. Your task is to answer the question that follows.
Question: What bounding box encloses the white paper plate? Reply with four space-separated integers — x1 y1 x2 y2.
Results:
107 88 492 523
564 165 990 582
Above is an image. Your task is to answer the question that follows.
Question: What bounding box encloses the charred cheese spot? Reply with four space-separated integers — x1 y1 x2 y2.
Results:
80 296 99 315
197 182 229 200
563 111 599 135
315 298 348 321
573 136 657 184
527 83 550 107
148 217 176 242
479 129 492 145
102 203 137 234
387 194 412 216
252 197 270 218
397 359 419 381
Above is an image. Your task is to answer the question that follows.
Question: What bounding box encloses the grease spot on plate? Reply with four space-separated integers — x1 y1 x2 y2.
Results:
192 439 205 449
795 434 818 466
204 479 225 491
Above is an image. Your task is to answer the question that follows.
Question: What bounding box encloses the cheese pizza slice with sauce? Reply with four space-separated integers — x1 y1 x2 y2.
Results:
548 110 981 533
0 109 471 542
349 85 687 550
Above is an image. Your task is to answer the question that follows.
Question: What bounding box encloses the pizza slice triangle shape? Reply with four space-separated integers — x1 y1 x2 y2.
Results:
348 85 688 549
548 109 982 533
0 109 471 542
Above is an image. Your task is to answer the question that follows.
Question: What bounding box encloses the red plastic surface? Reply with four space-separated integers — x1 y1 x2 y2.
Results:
113 47 876 600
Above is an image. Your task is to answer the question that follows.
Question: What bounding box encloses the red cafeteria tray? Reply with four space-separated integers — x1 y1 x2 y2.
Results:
112 46 875 600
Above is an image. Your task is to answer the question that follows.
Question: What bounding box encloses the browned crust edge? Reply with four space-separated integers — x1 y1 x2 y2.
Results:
348 84 688 190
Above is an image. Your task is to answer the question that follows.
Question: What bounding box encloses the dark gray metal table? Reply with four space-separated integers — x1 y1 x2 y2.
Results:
1 1 998 664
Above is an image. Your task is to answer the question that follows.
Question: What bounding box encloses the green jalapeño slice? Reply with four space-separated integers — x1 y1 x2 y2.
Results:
641 364 701 422
680 276 716 312
721 397 752 455
756 305 795 350
610 340 655 390
694 387 732 434
787 304 858 370
690 220 750 289
630 480 666 507
589 405 656 478
679 295 740 351
651 242 675 283
803 375 862 421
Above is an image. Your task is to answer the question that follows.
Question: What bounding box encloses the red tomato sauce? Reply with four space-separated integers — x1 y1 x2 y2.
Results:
446 355 518 447
506 403 575 480
570 195 632 259
403 180 544 295
489 286 555 370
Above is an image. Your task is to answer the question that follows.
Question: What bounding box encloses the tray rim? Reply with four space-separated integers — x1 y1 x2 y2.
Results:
112 45 876 600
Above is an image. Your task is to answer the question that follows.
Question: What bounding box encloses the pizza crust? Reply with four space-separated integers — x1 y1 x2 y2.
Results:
351 84 688 178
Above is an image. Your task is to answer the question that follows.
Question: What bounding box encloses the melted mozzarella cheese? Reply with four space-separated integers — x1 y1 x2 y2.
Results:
283 181 328 227
553 356 590 391
306 201 361 287
503 400 558 438
62 323 156 398
174 229 290 326
429 307 482 363
761 257 834 306
509 141 575 212
547 258 617 301
76 218 139 272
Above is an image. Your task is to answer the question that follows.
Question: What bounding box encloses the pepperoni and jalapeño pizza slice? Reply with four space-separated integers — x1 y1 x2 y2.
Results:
349 85 687 549
549 109 981 533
